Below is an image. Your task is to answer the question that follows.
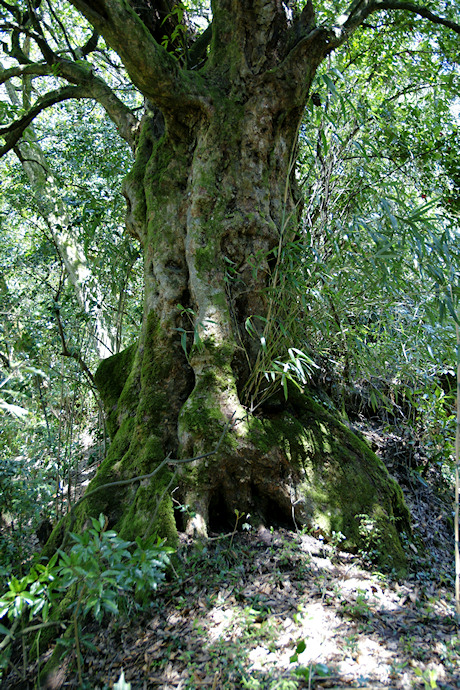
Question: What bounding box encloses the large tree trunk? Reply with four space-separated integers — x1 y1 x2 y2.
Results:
58 1 411 572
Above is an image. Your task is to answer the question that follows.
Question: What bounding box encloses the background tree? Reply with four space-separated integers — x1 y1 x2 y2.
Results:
1 0 459 571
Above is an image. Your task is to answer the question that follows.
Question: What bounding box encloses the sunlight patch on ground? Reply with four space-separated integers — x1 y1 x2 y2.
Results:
338 637 393 685
207 605 236 641
295 602 343 663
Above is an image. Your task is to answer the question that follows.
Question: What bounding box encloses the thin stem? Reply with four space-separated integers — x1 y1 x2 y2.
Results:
73 586 86 685
59 415 234 550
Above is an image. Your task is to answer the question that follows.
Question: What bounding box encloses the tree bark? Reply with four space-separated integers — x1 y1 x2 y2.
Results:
56 1 413 573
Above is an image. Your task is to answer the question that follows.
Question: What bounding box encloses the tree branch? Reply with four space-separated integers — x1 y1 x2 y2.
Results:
67 0 211 111
0 85 88 157
188 22 212 69
323 0 460 54
55 58 140 148
372 2 460 35
79 29 99 57
4 20 58 63
0 0 20 22
0 59 140 151
0 62 52 85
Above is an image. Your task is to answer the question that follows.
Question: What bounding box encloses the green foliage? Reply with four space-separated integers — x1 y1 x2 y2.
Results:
175 303 208 360
238 13 459 486
289 638 306 663
160 2 188 56
414 666 439 689
0 514 173 681
0 555 58 625
340 589 373 620
0 455 54 578
242 22 460 423
356 514 386 566
58 514 172 615
0 27 143 581
293 663 331 683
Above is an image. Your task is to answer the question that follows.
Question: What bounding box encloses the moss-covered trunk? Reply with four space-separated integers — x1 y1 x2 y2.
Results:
61 2 411 573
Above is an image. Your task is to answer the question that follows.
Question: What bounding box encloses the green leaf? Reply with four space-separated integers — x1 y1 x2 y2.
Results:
102 598 119 615
314 663 331 677
282 375 288 400
0 622 11 636
323 74 337 96
295 639 306 654
294 666 310 680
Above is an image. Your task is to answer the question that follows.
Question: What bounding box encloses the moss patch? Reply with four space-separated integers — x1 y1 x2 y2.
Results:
94 343 137 439
48 313 182 557
249 389 411 573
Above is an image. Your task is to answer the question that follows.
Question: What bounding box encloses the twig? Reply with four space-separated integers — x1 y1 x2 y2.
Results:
19 621 65 636
59 414 235 550
0 618 19 650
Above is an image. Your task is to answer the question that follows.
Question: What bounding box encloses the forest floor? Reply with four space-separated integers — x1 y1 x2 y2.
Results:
4 422 460 690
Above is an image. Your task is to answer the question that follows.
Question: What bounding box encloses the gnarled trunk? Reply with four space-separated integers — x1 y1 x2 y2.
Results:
59 1 411 572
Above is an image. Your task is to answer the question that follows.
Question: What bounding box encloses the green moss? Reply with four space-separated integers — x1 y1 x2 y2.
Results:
195 245 218 273
103 417 134 472
180 392 223 440
141 312 170 377
117 481 178 547
45 310 181 565
248 389 410 573
177 361 242 495
94 344 137 438
122 113 158 230
179 358 238 443
144 134 191 246
136 314 172 419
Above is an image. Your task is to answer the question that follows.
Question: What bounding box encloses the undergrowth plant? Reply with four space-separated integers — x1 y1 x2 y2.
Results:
0 454 54 579
0 514 173 685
